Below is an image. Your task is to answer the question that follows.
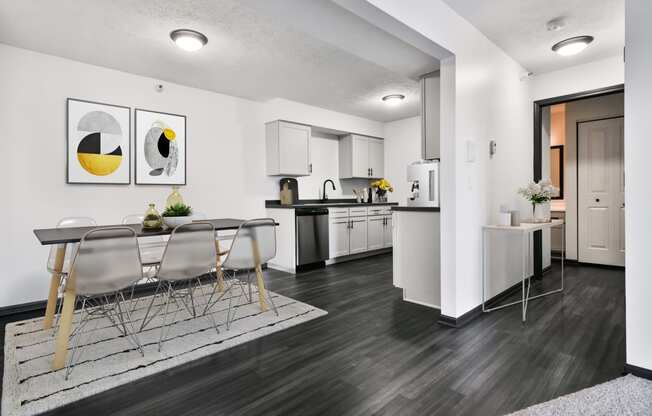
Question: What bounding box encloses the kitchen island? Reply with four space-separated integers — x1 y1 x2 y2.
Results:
391 206 441 309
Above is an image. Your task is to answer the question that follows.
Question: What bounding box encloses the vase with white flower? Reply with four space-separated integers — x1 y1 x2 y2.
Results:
518 179 559 223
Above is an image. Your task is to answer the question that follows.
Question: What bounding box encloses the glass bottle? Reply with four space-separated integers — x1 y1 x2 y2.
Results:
143 203 163 230
166 186 184 208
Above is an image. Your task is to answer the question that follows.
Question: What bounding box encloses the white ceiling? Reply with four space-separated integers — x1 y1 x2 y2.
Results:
0 0 440 122
442 0 624 74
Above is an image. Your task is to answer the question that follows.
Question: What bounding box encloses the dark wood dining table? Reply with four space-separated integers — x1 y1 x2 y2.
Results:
33 218 272 370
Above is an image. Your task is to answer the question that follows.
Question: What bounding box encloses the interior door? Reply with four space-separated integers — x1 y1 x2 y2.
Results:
368 138 384 178
578 117 625 266
328 219 350 258
367 216 384 250
352 135 369 177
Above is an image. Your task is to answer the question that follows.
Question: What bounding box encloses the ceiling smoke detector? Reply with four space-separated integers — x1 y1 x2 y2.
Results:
546 18 566 32
552 35 594 56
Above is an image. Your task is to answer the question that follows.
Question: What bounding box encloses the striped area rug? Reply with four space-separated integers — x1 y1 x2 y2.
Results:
2 282 327 416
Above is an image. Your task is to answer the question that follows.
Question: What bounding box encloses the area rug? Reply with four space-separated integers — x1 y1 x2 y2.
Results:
508 375 652 415
2 283 327 416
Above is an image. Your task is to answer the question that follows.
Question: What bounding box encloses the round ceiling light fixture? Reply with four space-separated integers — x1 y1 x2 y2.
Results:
170 29 208 52
382 94 406 105
551 35 594 56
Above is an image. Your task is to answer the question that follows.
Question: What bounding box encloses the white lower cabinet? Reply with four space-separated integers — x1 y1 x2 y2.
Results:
367 216 385 250
328 206 393 259
383 215 393 248
349 217 368 254
329 219 351 258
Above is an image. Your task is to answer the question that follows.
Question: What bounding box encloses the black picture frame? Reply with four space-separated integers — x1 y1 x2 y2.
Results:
66 98 132 185
134 108 187 185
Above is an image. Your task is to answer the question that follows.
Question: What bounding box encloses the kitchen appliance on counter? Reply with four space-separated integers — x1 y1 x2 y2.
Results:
295 207 329 269
407 160 439 207
279 178 299 205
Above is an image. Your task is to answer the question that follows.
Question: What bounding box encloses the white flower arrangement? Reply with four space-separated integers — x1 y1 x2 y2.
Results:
518 179 559 205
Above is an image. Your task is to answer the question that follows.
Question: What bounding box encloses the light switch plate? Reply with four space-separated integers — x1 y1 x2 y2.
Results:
466 140 476 162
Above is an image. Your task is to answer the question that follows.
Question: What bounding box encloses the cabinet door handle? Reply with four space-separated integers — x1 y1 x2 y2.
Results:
371 168 373 177
595 198 600 203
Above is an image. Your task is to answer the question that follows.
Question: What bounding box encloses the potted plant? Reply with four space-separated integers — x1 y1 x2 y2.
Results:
162 203 194 228
370 178 394 202
518 179 559 223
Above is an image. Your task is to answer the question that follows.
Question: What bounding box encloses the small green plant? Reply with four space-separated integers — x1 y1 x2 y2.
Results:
162 203 193 217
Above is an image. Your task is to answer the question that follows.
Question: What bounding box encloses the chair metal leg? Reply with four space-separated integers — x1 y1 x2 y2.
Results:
140 281 164 331
116 292 144 356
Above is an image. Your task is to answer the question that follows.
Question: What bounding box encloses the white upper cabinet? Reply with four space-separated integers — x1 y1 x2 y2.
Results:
266 120 311 176
339 134 384 179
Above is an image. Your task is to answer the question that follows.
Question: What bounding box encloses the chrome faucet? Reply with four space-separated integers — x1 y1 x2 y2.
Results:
322 179 336 201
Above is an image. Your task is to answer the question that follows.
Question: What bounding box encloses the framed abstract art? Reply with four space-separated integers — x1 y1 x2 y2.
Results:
135 109 186 185
67 98 131 184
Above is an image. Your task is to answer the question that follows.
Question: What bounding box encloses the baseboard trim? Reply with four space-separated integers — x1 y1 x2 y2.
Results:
438 305 482 328
625 363 652 380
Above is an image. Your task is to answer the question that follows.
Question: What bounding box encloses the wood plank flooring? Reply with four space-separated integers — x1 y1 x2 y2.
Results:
0 255 625 415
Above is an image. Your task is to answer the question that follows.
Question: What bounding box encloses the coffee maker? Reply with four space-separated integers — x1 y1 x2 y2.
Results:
407 160 439 207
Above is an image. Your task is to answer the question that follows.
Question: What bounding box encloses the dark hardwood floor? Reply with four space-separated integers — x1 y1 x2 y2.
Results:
0 255 625 416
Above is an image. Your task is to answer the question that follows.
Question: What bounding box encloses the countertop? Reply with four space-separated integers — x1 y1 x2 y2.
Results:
265 199 398 209
391 206 440 212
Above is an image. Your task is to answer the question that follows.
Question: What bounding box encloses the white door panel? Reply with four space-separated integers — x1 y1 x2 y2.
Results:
349 218 368 254
578 117 624 266
367 216 384 250
329 220 350 258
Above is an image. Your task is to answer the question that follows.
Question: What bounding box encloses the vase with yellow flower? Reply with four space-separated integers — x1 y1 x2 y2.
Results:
370 178 394 202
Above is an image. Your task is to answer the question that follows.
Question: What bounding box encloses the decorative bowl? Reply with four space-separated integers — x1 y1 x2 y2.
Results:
163 216 193 228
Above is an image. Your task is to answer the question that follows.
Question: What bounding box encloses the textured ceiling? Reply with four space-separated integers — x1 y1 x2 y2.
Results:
442 0 624 74
0 0 440 122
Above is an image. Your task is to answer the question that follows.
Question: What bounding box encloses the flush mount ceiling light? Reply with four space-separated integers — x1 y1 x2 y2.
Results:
170 29 208 52
382 94 405 105
551 35 594 56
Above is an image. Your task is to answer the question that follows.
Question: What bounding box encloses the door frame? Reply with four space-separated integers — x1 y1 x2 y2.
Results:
532 84 624 277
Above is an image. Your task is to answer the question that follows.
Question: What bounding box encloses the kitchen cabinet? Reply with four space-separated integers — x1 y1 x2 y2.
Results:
266 120 311 176
339 134 384 178
367 216 385 250
329 218 351 258
420 72 440 160
383 215 393 248
349 217 368 254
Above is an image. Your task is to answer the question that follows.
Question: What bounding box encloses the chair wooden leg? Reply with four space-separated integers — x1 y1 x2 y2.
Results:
43 245 66 329
53 278 76 370
215 240 225 292
251 239 268 312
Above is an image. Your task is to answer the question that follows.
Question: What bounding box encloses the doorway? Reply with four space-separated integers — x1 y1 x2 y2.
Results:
533 84 625 274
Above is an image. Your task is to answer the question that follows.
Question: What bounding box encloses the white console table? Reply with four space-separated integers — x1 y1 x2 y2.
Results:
481 219 565 322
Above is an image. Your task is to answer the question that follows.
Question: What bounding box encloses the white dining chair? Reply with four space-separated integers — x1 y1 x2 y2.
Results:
203 218 279 329
64 226 145 379
46 217 96 327
139 222 224 351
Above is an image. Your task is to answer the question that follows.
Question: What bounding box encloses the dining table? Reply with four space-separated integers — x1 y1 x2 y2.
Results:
33 218 273 370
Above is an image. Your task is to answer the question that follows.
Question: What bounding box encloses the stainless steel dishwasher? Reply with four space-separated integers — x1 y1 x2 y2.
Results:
295 207 329 268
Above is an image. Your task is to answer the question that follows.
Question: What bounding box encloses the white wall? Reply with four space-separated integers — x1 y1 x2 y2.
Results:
0 43 383 307
624 0 652 372
531 55 624 101
369 0 532 317
382 116 421 204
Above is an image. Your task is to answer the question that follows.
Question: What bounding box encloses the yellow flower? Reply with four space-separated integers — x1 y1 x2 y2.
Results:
371 178 393 192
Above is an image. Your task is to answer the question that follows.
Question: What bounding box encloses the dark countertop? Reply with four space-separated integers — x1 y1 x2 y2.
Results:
391 206 440 212
265 199 398 209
